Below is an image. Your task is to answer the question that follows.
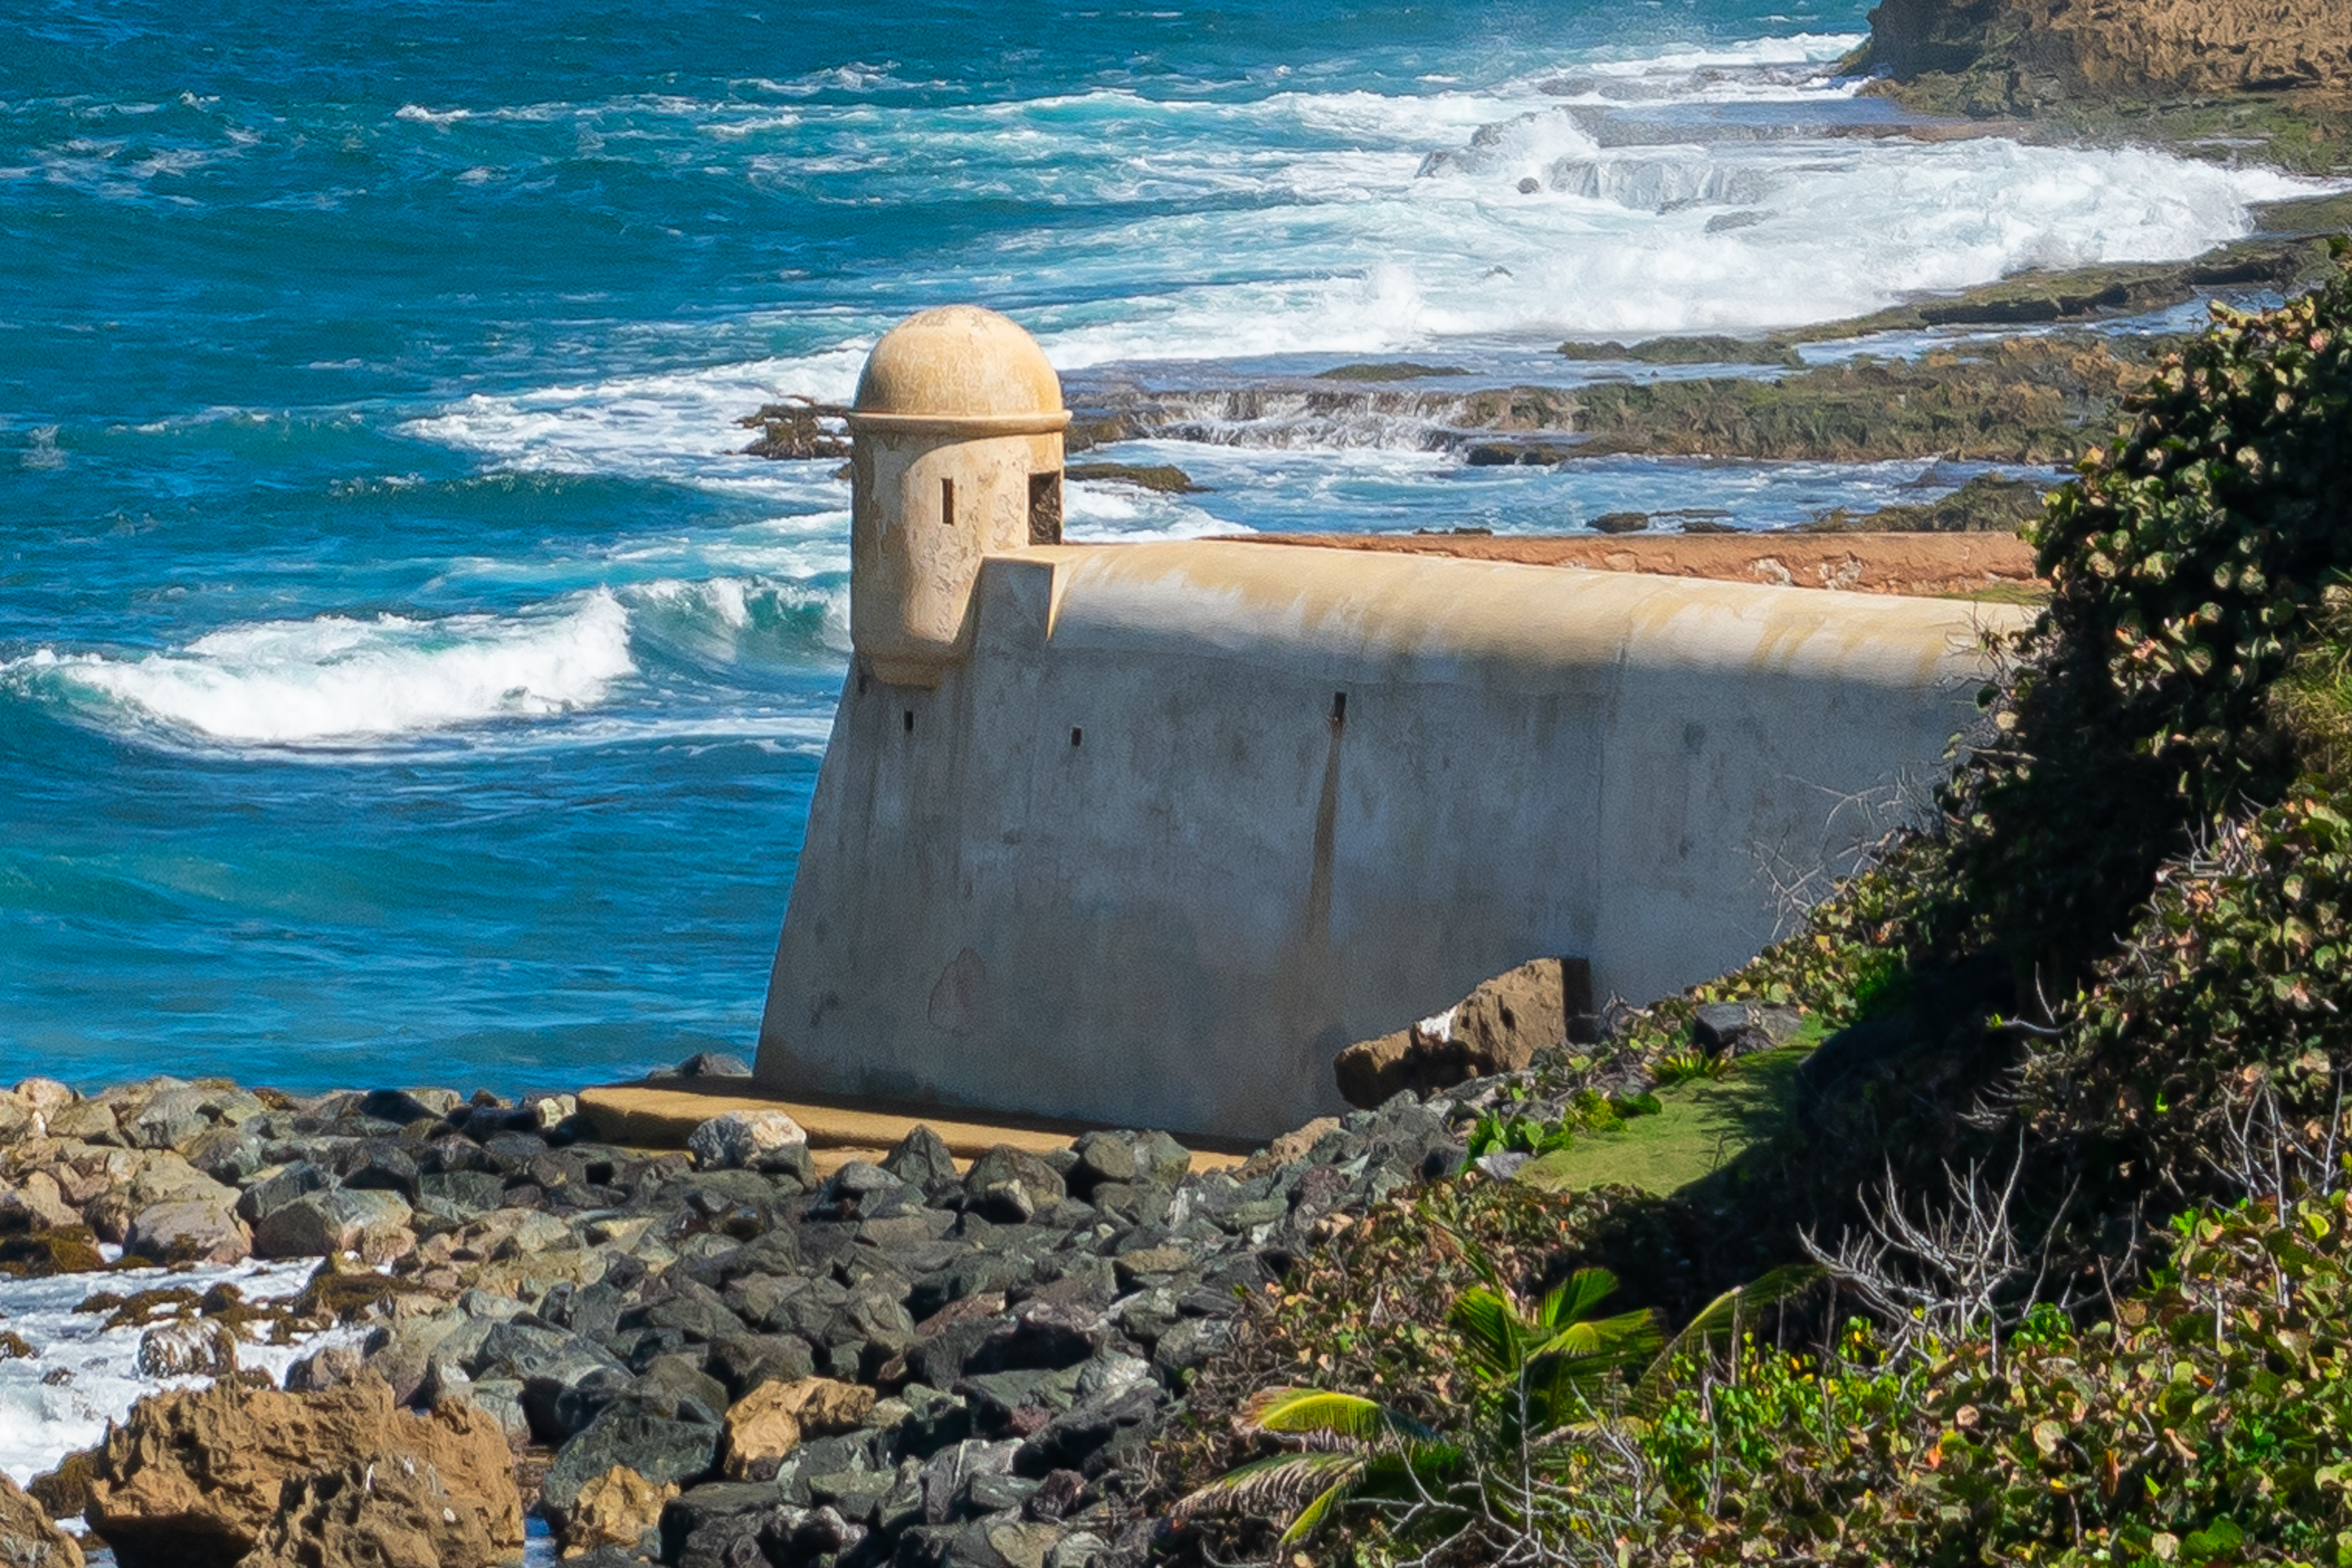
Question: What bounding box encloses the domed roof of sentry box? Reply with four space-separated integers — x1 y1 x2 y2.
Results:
851 305 1068 429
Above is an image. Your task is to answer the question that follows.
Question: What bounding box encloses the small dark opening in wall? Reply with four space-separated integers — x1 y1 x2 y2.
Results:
940 477 955 528
1028 470 1063 545
903 710 915 734
1330 691 1348 724
1071 727 1083 747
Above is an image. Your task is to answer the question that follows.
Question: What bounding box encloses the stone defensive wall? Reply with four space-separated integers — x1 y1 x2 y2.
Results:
755 307 2035 1142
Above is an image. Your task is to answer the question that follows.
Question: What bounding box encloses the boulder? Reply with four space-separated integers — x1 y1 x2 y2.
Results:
236 1452 501 1568
720 1377 874 1483
133 1319 238 1378
82 1373 521 1568
541 1401 720 1529
251 1188 414 1262
1334 956 1592 1107
0 1173 81 1232
123 1198 250 1265
687 1110 807 1173
880 1125 957 1188
963 1146 1065 1223
674 1053 753 1079
0 1469 81 1568
718 1392 800 1483
559 1464 677 1559
1236 1116 1340 1180
1690 1000 1805 1057
12 1079 74 1118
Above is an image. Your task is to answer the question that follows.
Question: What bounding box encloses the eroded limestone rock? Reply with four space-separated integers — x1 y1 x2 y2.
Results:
82 1372 521 1568
1334 956 1591 1107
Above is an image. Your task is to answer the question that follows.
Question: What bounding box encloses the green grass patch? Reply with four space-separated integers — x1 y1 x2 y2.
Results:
1515 1046 1810 1198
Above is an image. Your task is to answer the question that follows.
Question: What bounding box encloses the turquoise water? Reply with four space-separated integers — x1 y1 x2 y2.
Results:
0 1 2318 1092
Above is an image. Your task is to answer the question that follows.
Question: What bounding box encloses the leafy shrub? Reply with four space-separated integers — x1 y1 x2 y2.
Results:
1951 255 2352 982
1629 1191 2352 1566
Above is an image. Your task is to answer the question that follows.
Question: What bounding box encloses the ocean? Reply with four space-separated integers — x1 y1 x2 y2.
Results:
0 0 2319 1095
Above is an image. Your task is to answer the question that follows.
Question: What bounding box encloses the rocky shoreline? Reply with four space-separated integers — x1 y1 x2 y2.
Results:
0 1064 1470 1568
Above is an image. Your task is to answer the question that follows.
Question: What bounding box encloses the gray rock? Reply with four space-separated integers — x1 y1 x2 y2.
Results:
964 1147 1065 1224
675 1053 753 1079
543 1401 721 1526
1151 1316 1230 1375
234 1163 336 1228
1069 1134 1134 1188
250 1187 412 1260
654 1480 784 1568
123 1198 249 1265
687 1110 806 1173
882 1125 958 1188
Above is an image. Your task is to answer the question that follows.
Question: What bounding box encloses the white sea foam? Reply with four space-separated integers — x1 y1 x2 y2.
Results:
0 1258 358 1486
13 590 637 744
388 32 2336 476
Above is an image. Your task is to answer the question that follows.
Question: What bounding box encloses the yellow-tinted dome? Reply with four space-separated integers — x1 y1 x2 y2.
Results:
853 305 1064 421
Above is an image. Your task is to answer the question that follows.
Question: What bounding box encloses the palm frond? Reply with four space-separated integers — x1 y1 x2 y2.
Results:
1533 1306 1662 1367
1446 1285 1525 1379
1180 1450 1365 1530
1240 1386 1435 1442
1631 1263 1824 1415
1537 1267 1621 1330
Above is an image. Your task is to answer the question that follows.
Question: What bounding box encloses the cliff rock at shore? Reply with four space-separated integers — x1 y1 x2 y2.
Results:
1855 0 2352 111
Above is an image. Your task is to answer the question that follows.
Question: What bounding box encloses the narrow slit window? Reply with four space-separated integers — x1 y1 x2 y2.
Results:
940 477 955 528
1028 470 1063 546
903 710 915 734
1330 691 1348 724
1071 727 1083 748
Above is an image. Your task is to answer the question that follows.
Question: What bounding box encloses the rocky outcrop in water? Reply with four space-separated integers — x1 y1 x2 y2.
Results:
1858 0 2352 105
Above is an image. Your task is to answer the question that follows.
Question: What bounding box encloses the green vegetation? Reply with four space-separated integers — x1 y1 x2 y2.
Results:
1558 335 1798 367
1569 334 2155 463
1804 472 2049 534
1312 361 1469 381
1514 1047 1809 1199
1151 249 2352 1566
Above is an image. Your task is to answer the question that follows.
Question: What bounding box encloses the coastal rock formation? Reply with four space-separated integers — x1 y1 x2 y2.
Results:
1859 0 2352 108
236 1454 502 1568
0 1472 81 1568
0 1058 1480 1568
1334 958 1592 1108
82 1374 521 1568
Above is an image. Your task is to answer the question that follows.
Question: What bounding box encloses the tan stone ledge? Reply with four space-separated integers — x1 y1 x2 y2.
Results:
1227 530 2043 599
576 1080 1252 1173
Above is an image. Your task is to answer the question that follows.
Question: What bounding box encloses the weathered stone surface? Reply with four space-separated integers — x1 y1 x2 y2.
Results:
881 1124 957 1188
0 1173 79 1232
963 1146 1065 1223
122 1198 249 1265
718 1386 800 1482
251 1187 414 1262
1334 956 1589 1106
541 1402 720 1528
0 1469 81 1568
1690 1000 1804 1057
687 1110 807 1172
236 1451 503 1568
82 1373 521 1568
560 1464 677 1559
715 1375 877 1480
